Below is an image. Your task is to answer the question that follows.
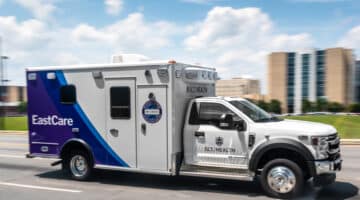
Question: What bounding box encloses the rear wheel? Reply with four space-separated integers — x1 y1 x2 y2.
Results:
64 150 92 181
260 159 304 199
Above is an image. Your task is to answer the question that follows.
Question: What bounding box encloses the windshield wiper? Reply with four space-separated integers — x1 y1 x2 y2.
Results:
255 116 282 122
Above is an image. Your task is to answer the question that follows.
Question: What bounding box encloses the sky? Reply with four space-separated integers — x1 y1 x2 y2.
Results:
0 0 359 93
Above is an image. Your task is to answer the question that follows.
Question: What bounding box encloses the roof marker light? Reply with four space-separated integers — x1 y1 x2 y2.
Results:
27 73 37 81
47 72 56 80
168 60 176 64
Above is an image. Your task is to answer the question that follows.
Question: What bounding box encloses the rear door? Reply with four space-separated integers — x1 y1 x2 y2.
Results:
105 78 136 167
137 86 168 171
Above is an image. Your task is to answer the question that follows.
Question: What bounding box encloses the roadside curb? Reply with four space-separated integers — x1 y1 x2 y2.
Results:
340 139 360 145
0 131 27 135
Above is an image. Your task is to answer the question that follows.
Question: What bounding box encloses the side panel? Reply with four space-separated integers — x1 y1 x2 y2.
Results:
137 86 168 171
27 70 128 166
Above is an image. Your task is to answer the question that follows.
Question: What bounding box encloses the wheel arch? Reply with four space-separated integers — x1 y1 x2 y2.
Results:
249 138 316 177
60 138 95 167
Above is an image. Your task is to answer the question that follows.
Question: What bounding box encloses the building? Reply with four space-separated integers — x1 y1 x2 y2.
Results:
216 77 261 99
0 85 27 116
268 48 356 113
356 60 360 103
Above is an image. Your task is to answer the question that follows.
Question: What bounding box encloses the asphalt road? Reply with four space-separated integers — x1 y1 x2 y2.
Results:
0 133 359 200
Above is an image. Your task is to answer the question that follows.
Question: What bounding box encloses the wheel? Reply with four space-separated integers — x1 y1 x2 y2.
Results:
64 150 92 181
260 159 304 199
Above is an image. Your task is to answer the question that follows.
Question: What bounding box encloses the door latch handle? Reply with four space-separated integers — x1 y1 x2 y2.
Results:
110 129 119 137
194 131 205 137
141 123 146 134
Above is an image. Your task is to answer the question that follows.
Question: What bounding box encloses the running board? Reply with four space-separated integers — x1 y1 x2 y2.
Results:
179 170 253 181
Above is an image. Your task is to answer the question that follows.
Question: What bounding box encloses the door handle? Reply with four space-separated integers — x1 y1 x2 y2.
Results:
110 129 119 137
194 131 205 137
141 123 146 135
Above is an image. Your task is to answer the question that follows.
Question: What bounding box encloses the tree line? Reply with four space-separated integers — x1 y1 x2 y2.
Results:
301 99 360 113
247 99 360 114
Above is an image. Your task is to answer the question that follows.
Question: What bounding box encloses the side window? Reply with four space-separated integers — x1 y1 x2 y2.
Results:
198 102 241 128
199 103 234 122
60 85 76 104
110 87 130 119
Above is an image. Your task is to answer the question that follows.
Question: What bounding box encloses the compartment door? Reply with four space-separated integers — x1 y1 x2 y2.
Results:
105 79 136 167
137 86 168 171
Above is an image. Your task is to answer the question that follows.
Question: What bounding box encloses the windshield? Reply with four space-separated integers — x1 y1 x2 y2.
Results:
229 100 282 122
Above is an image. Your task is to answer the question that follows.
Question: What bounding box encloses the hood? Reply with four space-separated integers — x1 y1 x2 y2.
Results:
253 119 337 137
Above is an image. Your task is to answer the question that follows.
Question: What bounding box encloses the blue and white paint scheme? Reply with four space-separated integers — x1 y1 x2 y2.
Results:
26 59 216 173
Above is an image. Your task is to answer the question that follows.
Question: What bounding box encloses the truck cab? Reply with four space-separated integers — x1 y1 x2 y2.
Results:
182 96 342 198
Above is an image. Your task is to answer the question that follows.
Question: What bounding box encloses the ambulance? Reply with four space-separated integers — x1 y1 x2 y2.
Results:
26 56 342 198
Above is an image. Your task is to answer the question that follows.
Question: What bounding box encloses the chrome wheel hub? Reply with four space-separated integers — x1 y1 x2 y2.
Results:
70 155 88 177
267 166 296 193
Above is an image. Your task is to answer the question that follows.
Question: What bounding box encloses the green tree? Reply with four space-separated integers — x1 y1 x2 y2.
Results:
17 101 27 113
327 102 345 112
257 100 268 111
347 103 360 113
316 98 328 111
302 99 312 113
268 99 282 114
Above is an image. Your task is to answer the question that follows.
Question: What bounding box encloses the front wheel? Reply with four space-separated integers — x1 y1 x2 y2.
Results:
65 150 93 181
260 159 304 199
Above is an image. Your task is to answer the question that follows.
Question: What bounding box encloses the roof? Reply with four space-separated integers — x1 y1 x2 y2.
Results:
26 60 215 72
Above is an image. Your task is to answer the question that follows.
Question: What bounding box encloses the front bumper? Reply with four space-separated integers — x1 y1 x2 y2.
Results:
311 158 342 186
314 158 342 175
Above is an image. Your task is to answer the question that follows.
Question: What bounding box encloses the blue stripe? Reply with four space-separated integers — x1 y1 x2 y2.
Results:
55 71 129 167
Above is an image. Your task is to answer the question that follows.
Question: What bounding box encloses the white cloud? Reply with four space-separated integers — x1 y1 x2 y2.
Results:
0 6 315 89
14 0 56 20
184 7 313 91
337 25 360 53
105 0 123 16
0 16 49 49
72 13 177 49
0 13 178 85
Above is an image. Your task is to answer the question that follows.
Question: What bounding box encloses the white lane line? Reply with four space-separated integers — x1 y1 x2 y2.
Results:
0 142 28 147
0 154 25 159
0 182 82 193
0 154 58 161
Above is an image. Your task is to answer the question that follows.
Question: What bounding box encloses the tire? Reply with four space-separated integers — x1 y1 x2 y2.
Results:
64 150 93 181
260 159 304 199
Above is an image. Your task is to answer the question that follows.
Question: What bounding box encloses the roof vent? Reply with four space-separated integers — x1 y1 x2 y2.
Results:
111 54 150 63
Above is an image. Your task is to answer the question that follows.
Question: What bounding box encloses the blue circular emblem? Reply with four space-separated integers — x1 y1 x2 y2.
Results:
142 100 162 123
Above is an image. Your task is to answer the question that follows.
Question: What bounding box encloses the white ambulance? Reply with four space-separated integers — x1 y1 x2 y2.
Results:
26 56 342 199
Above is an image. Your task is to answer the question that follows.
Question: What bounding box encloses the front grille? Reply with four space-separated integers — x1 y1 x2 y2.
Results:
327 133 340 161
327 133 338 141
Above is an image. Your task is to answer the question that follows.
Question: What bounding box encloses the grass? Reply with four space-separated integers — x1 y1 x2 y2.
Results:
1 115 359 139
284 115 360 139
0 116 28 131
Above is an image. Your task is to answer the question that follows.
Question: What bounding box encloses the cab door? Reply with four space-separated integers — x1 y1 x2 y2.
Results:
184 102 248 168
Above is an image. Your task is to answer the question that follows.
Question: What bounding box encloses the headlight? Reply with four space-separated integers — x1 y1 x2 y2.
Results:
311 136 329 160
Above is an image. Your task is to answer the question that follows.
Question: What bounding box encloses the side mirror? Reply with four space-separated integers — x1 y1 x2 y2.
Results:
219 114 234 129
235 119 246 131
